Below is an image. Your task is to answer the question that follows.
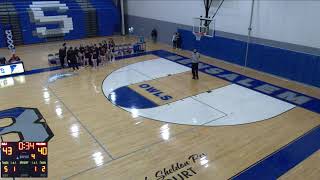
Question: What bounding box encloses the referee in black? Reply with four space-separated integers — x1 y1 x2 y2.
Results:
191 49 200 80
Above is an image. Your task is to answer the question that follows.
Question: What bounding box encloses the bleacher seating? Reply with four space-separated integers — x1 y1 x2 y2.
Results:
0 0 120 47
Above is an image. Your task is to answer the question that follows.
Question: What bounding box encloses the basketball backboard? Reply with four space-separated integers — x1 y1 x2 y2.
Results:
192 0 225 38
193 17 215 37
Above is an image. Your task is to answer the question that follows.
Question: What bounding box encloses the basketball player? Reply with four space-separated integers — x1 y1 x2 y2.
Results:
66 47 73 68
74 47 81 65
99 47 107 65
107 49 115 62
67 47 79 71
110 49 115 62
94 44 100 66
191 49 200 80
92 51 98 69
84 49 90 67
79 45 85 66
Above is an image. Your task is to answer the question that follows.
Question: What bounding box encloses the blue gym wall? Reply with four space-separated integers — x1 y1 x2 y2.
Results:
0 0 120 46
125 13 320 88
91 0 120 36
0 22 4 47
178 29 320 88
125 0 320 88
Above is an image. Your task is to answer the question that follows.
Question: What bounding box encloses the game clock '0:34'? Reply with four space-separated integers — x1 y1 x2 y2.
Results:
1 142 48 178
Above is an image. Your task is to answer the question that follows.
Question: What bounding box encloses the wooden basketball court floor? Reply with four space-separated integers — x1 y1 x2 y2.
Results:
0 37 320 179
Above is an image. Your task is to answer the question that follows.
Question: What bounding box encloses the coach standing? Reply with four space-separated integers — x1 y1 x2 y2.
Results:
191 49 200 80
59 43 67 68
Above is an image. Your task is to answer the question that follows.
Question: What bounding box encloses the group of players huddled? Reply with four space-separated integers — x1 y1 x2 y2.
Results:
59 38 131 70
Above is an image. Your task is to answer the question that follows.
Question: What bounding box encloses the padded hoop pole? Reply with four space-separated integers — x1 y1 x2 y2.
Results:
194 39 201 51
245 0 255 68
193 32 202 51
120 0 125 35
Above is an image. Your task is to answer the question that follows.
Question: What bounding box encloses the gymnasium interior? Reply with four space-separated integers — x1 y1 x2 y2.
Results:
0 0 319 179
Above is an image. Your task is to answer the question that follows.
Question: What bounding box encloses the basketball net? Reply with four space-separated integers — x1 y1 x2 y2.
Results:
193 32 205 41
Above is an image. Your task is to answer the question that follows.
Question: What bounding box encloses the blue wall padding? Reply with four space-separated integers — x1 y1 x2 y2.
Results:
0 22 5 48
90 0 120 36
247 43 320 87
61 0 86 40
178 29 320 88
201 35 247 66
179 29 247 66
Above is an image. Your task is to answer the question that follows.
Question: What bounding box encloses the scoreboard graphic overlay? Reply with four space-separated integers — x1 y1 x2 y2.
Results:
1 142 48 178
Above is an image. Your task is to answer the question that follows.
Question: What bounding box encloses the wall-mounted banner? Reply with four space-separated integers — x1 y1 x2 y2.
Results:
4 25 15 53
28 1 74 38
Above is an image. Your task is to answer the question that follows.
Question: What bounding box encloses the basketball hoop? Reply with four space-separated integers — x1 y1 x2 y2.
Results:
193 32 205 41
